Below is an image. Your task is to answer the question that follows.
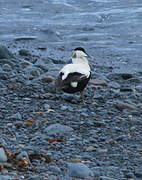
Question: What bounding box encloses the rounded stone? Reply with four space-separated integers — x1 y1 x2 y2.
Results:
67 162 94 178
44 123 74 137
2 64 12 71
0 147 7 163
48 166 61 174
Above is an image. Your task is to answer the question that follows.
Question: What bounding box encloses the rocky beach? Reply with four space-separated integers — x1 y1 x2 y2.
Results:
0 0 142 179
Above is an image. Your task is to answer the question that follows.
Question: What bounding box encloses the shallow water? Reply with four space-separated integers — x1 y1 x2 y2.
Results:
0 0 142 71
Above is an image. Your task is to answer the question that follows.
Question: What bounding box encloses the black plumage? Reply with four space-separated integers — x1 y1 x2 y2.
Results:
56 72 91 94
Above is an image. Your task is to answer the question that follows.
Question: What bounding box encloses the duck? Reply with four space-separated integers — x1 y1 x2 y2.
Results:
55 47 92 101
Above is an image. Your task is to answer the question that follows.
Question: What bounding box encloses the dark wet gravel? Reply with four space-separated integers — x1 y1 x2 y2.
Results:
0 43 142 180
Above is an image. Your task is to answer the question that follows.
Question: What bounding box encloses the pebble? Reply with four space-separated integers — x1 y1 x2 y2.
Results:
41 75 54 83
135 84 142 92
97 148 108 153
43 103 50 109
66 162 94 178
61 94 77 102
120 87 133 92
45 123 74 137
60 105 68 111
90 77 108 86
29 67 42 77
114 101 137 110
0 45 15 59
121 73 133 80
48 166 61 174
16 151 30 163
19 49 31 56
99 176 116 180
20 60 32 68
125 172 134 178
48 175 58 180
10 112 22 120
28 176 42 180
108 81 121 89
0 147 7 164
0 175 12 180
116 135 126 141
134 167 142 178
2 64 12 71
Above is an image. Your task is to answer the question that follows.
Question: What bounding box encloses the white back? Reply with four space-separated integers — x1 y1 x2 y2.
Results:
60 64 90 80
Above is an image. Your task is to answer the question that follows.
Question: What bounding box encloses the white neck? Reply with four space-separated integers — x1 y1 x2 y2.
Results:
72 57 90 70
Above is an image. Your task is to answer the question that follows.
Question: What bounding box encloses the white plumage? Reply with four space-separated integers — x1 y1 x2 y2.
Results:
56 47 92 101
60 64 90 81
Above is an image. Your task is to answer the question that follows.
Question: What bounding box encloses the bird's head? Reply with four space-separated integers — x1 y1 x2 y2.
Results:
72 47 92 59
71 47 93 65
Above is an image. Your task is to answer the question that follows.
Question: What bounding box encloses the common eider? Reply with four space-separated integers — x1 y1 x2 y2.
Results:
56 47 92 101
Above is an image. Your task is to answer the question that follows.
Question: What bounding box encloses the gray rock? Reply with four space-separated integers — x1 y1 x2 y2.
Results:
10 112 22 120
60 105 68 111
67 162 94 179
45 123 74 137
43 104 50 109
20 60 33 68
41 75 54 83
48 175 58 180
121 73 133 80
24 66 43 79
135 167 142 178
34 59 49 72
120 87 133 92
16 151 30 163
114 100 137 110
108 81 121 89
61 94 77 102
28 176 42 180
100 176 116 180
93 92 102 99
126 77 141 83
90 77 108 86
0 147 7 163
116 135 126 141
125 172 134 178
0 45 15 59
135 84 142 92
107 72 133 80
19 49 31 56
0 176 11 180
29 67 42 77
0 71 8 80
48 166 61 174
2 64 12 71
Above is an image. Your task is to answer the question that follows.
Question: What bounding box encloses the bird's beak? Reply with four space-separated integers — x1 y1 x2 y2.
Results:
86 52 93 59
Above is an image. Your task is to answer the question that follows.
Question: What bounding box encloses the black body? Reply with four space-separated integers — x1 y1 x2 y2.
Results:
56 72 91 93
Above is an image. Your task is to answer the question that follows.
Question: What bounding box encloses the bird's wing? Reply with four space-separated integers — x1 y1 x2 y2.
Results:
56 73 86 90
66 74 87 82
57 73 87 90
